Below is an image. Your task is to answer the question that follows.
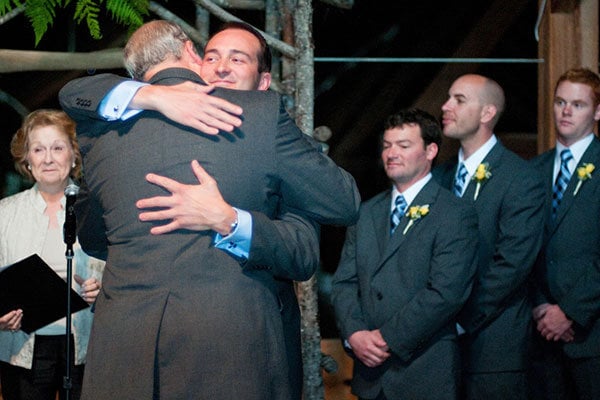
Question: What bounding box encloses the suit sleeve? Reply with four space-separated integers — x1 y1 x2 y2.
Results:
60 74 127 260
245 208 320 282
556 181 600 329
59 74 134 165
380 203 479 362
459 167 546 334
59 74 131 126
275 101 360 227
74 176 108 261
561 259 600 329
331 224 370 340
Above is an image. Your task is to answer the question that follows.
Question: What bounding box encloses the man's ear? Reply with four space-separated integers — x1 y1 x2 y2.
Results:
481 104 497 124
426 142 439 161
184 40 203 65
257 72 272 91
594 102 600 122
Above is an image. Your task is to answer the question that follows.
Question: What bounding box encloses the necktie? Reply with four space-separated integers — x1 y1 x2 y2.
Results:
390 194 407 235
453 163 468 197
552 149 573 219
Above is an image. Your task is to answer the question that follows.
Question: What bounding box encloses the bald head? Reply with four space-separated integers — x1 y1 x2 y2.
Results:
460 74 505 126
441 74 507 156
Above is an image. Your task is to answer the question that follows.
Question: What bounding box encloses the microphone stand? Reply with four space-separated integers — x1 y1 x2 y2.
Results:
63 184 79 400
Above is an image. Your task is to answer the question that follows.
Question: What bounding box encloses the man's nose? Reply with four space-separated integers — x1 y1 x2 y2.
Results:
385 147 399 158
216 60 230 74
441 98 452 111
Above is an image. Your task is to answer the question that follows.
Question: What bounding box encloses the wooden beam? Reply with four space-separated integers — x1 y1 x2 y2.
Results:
413 0 530 115
0 49 123 73
318 0 354 9
411 0 530 163
537 0 599 153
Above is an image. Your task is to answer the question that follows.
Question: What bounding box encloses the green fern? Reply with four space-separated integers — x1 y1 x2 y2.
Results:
74 0 102 39
105 0 148 28
24 0 63 45
0 0 24 15
0 0 152 45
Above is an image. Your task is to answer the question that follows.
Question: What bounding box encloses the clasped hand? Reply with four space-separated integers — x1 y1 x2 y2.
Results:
348 329 391 368
533 303 574 342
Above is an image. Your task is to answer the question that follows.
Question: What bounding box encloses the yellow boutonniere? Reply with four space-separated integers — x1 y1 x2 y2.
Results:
573 163 595 196
471 162 491 200
403 204 430 235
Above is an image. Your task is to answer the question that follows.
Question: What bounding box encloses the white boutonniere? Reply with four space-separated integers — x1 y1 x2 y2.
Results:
403 204 430 235
573 163 595 196
471 163 491 200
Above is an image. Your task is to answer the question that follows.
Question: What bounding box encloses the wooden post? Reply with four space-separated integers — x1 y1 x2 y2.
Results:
537 0 599 153
292 2 327 398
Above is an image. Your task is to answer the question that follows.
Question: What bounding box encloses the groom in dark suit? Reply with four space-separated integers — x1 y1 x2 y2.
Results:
529 67 600 400
59 21 359 400
433 74 545 399
332 108 479 400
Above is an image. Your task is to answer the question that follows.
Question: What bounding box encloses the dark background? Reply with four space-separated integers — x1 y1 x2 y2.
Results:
0 0 542 335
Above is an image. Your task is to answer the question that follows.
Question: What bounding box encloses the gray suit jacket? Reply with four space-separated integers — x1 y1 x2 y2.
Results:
434 141 545 373
530 136 600 359
332 179 479 400
59 68 360 400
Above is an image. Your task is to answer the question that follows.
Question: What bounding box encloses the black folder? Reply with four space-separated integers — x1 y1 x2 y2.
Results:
0 254 89 334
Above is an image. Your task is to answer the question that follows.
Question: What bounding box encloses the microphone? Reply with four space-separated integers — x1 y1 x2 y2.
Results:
63 184 79 247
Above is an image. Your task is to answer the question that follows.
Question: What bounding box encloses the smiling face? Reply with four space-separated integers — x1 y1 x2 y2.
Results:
200 28 271 90
553 80 600 147
26 125 75 193
382 123 438 192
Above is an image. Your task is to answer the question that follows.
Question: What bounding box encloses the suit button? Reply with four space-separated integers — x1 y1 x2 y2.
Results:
376 292 383 301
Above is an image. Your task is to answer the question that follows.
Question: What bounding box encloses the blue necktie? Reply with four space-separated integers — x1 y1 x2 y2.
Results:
552 149 573 219
390 194 407 235
453 163 468 197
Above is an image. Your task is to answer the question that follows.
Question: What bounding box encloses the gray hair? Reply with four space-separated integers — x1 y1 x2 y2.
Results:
124 20 190 81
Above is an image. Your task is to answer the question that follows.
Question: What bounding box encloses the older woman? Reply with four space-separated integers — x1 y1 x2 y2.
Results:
0 109 104 400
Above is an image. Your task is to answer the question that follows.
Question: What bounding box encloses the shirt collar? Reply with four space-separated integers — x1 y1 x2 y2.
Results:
555 133 594 165
391 173 432 211
458 134 498 177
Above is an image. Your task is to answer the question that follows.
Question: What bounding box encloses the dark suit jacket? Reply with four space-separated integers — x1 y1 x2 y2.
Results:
433 142 545 373
59 68 360 400
332 179 479 400
530 136 600 359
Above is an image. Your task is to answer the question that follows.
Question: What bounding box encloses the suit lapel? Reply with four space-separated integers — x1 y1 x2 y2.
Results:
365 192 392 262
374 181 439 276
149 67 207 86
552 137 600 228
463 142 503 202
437 161 457 191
